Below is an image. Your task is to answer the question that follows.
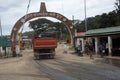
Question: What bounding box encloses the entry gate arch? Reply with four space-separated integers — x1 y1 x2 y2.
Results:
11 2 74 53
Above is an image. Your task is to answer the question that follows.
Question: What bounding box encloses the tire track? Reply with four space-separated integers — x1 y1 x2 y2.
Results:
34 59 80 80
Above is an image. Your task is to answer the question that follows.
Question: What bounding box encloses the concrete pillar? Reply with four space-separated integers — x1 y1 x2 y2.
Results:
0 47 3 53
6 47 11 56
108 36 112 56
81 38 85 52
74 29 77 37
95 37 99 55
16 45 20 55
0 47 2 52
0 47 2 55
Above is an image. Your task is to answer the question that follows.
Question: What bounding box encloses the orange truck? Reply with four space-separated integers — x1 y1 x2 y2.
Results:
33 35 57 59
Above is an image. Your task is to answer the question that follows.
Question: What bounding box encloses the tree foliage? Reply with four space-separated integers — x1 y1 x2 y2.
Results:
28 18 70 40
28 1 120 34
74 0 120 32
75 10 120 32
115 0 120 12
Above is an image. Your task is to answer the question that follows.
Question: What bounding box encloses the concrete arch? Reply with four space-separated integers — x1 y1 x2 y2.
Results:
11 12 74 40
10 2 74 52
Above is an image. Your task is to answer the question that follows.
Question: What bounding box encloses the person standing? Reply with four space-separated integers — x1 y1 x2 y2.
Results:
85 42 89 55
99 43 105 57
76 44 83 56
88 43 94 59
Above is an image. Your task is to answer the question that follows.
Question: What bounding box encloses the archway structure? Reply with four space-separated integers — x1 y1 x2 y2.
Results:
11 2 74 52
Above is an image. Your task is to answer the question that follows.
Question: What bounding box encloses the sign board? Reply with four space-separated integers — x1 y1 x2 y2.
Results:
0 36 12 47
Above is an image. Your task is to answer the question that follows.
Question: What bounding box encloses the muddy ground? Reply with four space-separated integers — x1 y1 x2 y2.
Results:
0 44 120 80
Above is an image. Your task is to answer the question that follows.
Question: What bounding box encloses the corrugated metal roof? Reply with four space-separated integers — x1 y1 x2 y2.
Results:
86 26 120 36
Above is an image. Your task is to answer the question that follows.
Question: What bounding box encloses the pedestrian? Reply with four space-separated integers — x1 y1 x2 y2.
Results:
85 42 89 55
99 43 105 57
88 43 94 59
102 43 106 56
76 44 83 56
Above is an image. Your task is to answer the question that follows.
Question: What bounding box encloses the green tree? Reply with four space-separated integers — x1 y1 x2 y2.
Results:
73 0 120 31
115 0 120 12
29 18 54 32
28 18 70 40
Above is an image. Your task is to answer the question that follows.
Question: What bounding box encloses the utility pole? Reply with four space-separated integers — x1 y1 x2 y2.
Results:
72 15 76 48
0 16 2 55
0 16 2 36
72 15 74 28
84 0 87 32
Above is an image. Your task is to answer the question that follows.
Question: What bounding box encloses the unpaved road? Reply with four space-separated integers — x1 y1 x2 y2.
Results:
0 44 120 80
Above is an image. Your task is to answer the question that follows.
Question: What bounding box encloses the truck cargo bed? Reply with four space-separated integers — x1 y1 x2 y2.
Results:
33 38 57 48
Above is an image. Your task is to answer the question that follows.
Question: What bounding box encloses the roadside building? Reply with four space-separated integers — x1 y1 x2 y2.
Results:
86 26 120 57
75 26 120 57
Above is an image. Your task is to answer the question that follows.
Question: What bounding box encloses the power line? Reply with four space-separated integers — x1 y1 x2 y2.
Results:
21 0 32 32
26 0 31 14
18 0 32 48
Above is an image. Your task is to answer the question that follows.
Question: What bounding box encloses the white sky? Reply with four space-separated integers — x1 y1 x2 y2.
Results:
0 0 115 35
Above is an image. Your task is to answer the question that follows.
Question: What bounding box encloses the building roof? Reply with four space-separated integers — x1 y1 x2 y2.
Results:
86 26 120 36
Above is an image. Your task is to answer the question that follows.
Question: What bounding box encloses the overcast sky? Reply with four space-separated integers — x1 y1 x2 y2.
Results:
0 0 115 35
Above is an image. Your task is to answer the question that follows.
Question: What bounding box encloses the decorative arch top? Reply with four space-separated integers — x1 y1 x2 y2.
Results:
39 2 47 13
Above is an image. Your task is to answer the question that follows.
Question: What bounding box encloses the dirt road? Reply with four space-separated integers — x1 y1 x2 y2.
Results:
0 44 120 80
